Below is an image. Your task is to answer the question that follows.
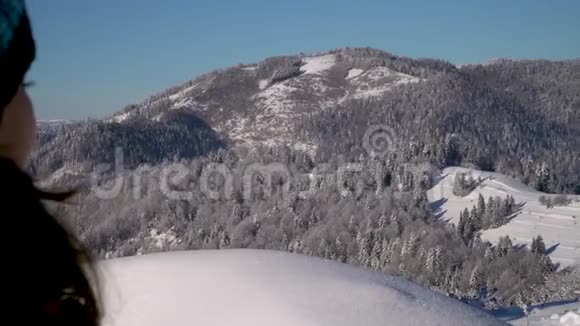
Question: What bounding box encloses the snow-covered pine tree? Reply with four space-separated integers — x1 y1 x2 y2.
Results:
401 232 419 257
348 215 358 234
453 173 467 196
388 238 402 262
535 162 552 193
218 231 230 248
378 213 388 230
390 213 403 235
484 246 495 261
469 265 482 298
425 247 436 272
379 238 391 267
497 236 513 257
370 240 382 271
477 194 486 217
486 196 495 223
357 231 373 267
335 236 346 263
462 214 477 244
457 209 466 238
531 235 546 255
318 238 329 258
470 205 481 230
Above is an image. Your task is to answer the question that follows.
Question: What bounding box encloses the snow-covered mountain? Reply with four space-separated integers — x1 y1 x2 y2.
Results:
33 47 580 195
99 249 505 326
36 119 72 132
105 49 423 154
428 167 580 268
32 48 580 315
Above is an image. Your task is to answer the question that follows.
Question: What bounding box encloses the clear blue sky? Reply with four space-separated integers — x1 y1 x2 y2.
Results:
25 0 580 120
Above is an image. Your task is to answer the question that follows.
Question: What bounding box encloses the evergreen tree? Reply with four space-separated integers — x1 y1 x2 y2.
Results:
218 231 230 248
484 246 495 261
497 236 513 257
335 236 345 263
531 235 546 255
370 240 382 270
469 266 482 297
486 196 495 222
457 208 469 239
357 231 373 266
391 213 403 235
379 239 391 267
462 215 476 244
453 173 464 195
425 248 436 272
535 162 552 192
318 238 329 258
378 213 388 230
470 206 480 230
406 232 420 257
477 194 486 217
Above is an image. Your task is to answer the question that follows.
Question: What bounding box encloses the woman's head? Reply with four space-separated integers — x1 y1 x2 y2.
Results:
0 86 36 167
2 157 100 325
0 0 37 168
1 1 100 324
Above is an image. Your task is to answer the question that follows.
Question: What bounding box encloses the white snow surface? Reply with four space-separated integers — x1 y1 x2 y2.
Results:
110 112 131 123
37 119 71 125
241 65 258 71
99 249 504 326
258 79 269 90
510 301 580 325
300 54 337 75
428 167 580 268
168 86 195 101
348 66 421 99
346 68 364 79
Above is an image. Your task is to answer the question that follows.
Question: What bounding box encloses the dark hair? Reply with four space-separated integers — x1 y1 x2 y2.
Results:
1 157 100 325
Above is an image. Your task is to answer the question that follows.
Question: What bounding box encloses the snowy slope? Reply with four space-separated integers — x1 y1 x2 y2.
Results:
428 167 580 268
99 249 505 326
37 119 73 131
99 50 424 154
37 119 71 126
510 301 580 325
348 66 421 99
300 54 337 75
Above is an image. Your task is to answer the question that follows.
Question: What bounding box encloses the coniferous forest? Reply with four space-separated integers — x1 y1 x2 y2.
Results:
33 48 580 310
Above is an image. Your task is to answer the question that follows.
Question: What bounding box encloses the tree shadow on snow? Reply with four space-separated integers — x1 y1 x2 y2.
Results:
429 197 448 213
433 210 448 221
489 306 526 321
504 201 526 223
514 243 527 251
490 298 579 322
546 243 560 255
431 173 449 188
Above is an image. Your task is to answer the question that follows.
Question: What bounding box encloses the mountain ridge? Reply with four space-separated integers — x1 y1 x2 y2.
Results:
33 47 580 194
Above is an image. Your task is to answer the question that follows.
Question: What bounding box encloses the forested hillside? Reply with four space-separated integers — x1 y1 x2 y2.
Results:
33 48 580 310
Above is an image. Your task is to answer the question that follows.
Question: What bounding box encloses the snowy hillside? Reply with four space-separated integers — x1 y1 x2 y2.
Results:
99 249 505 326
509 301 580 326
36 119 72 132
428 167 580 268
104 50 423 154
